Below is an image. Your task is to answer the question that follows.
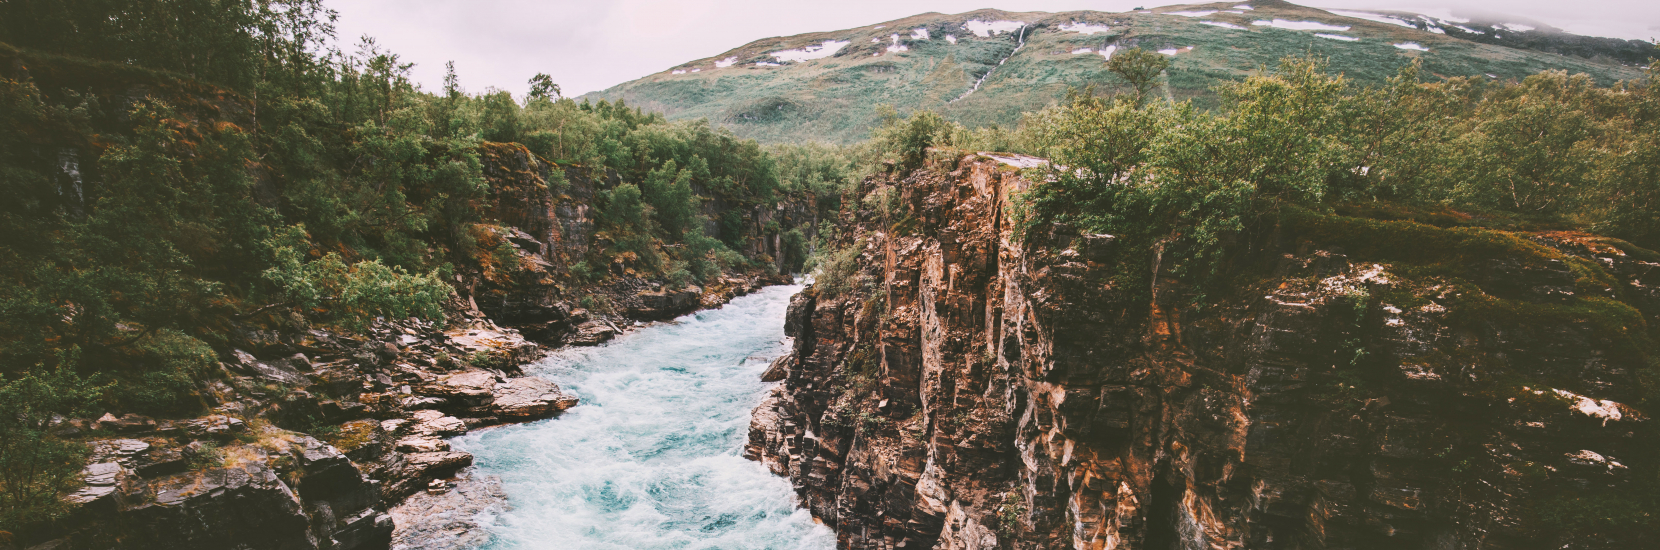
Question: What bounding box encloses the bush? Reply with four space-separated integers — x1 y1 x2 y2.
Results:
261 227 451 332
870 108 952 171
808 239 862 298
0 355 106 533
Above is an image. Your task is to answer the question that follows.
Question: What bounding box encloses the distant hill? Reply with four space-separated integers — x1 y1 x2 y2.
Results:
580 0 1652 144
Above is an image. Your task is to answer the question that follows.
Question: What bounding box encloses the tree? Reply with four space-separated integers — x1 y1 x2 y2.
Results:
1106 47 1170 104
871 108 952 171
528 73 561 101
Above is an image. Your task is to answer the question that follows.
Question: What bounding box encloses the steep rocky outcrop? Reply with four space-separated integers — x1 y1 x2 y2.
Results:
748 155 1660 549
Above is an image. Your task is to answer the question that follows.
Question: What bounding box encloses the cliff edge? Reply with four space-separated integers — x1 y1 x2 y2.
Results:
749 154 1660 549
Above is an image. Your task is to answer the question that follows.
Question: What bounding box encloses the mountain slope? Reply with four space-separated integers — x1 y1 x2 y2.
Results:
582 0 1650 144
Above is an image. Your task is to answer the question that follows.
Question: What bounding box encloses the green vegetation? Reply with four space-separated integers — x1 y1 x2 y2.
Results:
0 358 106 530
1015 56 1660 290
0 1 852 532
1106 47 1170 104
804 46 1660 542
587 6 1645 144
997 490 1026 536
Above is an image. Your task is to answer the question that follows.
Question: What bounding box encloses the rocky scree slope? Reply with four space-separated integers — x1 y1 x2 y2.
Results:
748 154 1660 548
586 0 1649 144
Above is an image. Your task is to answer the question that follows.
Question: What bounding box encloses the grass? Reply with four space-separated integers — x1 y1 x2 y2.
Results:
580 5 1643 145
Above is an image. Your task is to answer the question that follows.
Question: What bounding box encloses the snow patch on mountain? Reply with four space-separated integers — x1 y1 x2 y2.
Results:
1058 21 1112 34
1253 19 1350 31
1326 9 1415 28
964 20 1025 37
771 40 851 63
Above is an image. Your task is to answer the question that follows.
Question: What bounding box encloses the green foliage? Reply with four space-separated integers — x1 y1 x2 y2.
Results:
468 350 503 370
1020 56 1660 297
809 238 862 298
870 107 952 171
997 490 1026 536
261 227 449 332
0 355 107 532
527 73 561 101
185 441 224 470
580 6 1644 145
122 329 216 415
857 411 889 431
1020 56 1350 292
1106 47 1170 103
781 229 809 273
0 0 335 93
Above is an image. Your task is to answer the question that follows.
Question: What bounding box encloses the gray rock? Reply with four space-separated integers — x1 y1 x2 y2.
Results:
760 356 790 382
389 473 506 550
565 320 617 346
234 349 311 386
489 376 578 420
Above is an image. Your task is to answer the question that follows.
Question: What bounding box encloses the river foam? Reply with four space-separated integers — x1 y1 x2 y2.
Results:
454 284 834 549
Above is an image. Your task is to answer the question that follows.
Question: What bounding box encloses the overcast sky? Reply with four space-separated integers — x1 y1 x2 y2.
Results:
327 0 1659 98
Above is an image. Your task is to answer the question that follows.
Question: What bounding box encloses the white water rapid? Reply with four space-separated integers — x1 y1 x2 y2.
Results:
453 284 835 549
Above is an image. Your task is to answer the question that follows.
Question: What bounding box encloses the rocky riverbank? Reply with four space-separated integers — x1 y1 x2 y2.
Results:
747 154 1660 549
16 270 783 550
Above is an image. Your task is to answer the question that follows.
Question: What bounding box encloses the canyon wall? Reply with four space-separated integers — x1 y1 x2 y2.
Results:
748 155 1660 549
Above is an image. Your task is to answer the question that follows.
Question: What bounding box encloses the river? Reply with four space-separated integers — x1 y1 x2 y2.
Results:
451 283 835 550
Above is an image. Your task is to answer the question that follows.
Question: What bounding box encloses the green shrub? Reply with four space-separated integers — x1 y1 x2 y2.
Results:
0 355 106 533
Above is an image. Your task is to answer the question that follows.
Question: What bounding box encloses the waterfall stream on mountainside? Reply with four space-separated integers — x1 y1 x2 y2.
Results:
453 284 834 549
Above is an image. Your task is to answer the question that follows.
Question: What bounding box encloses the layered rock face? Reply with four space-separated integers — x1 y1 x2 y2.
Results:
748 156 1659 549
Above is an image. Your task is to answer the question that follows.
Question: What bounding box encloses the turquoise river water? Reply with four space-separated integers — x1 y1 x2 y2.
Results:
453 283 836 549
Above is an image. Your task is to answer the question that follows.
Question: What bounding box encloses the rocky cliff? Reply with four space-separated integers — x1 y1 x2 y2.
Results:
748 155 1660 548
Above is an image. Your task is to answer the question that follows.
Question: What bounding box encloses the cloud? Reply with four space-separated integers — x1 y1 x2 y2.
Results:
326 0 1659 100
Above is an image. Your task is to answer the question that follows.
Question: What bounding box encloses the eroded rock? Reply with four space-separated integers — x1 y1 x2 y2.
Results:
489 376 578 420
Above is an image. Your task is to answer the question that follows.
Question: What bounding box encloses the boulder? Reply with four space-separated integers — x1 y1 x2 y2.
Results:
133 445 189 478
331 419 389 463
760 356 790 382
97 413 157 433
232 349 312 386
330 508 394 550
443 327 539 366
396 437 450 453
177 415 247 440
630 286 703 319
291 436 378 515
119 461 318 550
565 320 617 346
382 451 474 500
410 409 467 437
419 369 498 405
388 473 507 550
489 376 579 420
65 462 127 512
